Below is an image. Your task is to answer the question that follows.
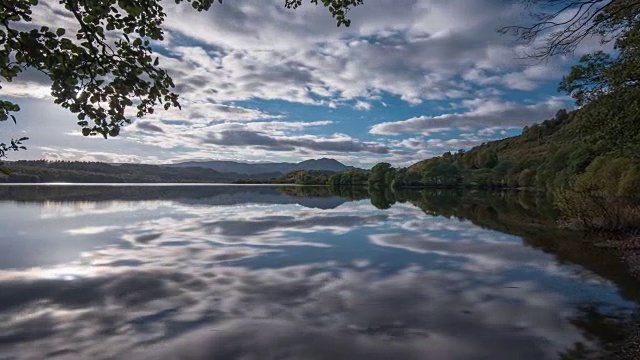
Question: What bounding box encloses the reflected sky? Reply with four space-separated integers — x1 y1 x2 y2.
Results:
0 185 637 359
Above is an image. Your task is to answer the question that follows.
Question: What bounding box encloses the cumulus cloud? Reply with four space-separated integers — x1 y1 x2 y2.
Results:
39 146 163 164
354 101 372 111
145 0 582 109
135 121 165 133
201 130 389 154
394 137 483 151
158 0 507 102
1 81 52 100
5 0 593 165
370 98 569 135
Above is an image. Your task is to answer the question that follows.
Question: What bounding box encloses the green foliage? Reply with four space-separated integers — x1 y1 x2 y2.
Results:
277 169 337 185
0 136 28 158
499 3 640 237
0 162 349 185
368 162 395 189
574 156 640 197
0 0 363 151
369 187 395 209
327 168 369 187
559 19 640 106
553 154 640 231
354 60 640 231
384 81 640 197
285 0 363 27
555 189 640 232
558 51 615 106
276 185 335 197
326 185 369 200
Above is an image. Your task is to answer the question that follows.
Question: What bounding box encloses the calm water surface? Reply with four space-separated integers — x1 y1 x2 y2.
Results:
0 185 638 359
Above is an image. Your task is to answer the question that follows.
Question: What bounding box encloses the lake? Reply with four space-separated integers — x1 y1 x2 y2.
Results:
0 185 638 359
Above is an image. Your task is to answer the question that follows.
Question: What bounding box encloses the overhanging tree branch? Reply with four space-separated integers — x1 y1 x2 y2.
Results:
500 0 640 59
0 0 365 157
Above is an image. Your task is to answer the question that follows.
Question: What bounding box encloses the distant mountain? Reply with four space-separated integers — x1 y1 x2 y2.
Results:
0 186 351 210
0 159 354 183
168 158 355 175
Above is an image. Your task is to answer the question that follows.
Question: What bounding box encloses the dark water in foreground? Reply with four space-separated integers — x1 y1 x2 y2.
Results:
0 185 638 359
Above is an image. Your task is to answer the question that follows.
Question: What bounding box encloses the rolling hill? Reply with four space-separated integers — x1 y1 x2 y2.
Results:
168 158 353 175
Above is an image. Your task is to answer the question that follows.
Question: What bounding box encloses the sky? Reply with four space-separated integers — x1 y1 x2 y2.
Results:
2 0 600 168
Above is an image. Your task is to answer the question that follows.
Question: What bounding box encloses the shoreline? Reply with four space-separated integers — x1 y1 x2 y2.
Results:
0 182 301 187
589 234 640 359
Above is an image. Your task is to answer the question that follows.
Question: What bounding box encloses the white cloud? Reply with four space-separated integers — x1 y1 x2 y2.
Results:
3 0 590 164
201 130 390 154
149 0 573 107
1 81 52 100
354 101 372 111
39 147 163 164
370 98 569 136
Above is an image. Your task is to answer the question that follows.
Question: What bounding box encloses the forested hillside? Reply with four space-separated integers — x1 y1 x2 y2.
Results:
396 88 639 192
351 88 640 232
0 161 280 183
317 87 639 196
169 158 352 175
350 15 640 233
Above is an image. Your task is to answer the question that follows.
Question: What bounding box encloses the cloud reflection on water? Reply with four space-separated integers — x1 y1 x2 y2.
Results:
0 186 634 359
0 263 584 359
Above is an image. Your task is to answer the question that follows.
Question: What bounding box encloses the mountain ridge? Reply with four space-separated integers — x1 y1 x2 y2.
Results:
168 158 355 175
